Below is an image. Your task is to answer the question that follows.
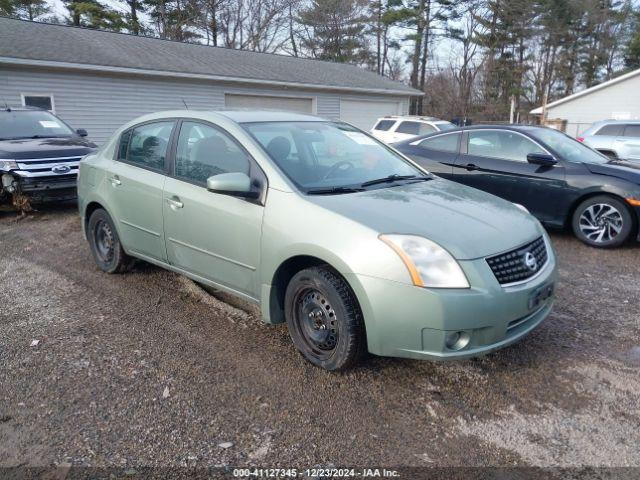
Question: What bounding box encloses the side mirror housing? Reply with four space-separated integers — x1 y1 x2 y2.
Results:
527 153 557 166
76 128 88 137
206 172 259 199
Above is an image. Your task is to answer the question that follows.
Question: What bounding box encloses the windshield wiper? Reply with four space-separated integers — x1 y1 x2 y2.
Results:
360 174 431 188
306 186 365 195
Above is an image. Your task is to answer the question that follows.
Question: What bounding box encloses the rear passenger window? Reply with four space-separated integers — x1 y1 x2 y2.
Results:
395 121 421 135
623 125 640 137
373 120 395 131
596 124 624 136
125 121 174 171
418 133 460 153
175 121 251 185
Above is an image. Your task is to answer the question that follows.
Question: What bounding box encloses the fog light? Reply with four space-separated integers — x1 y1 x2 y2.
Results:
445 331 471 351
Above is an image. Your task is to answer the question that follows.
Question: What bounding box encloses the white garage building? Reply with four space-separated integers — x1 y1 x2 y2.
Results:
530 68 640 136
0 17 420 144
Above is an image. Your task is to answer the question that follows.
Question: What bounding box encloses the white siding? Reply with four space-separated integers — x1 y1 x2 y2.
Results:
339 98 402 130
545 74 640 136
0 67 409 144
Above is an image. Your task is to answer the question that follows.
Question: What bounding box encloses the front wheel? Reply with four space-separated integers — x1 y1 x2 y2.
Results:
572 195 635 248
87 208 132 273
284 266 366 371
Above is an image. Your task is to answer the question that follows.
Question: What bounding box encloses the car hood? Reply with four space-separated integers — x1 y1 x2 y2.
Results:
584 160 640 184
307 179 543 260
0 137 96 159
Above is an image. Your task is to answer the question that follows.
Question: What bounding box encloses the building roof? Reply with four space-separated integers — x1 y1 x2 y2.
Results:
530 68 640 114
0 17 421 97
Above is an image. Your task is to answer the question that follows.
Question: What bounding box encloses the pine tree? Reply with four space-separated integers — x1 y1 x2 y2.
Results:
298 0 370 63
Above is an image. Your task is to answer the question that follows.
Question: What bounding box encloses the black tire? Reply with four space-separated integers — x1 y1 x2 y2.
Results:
87 208 132 273
572 195 635 248
284 266 366 371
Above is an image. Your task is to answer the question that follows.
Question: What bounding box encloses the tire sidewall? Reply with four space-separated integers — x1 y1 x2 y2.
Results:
285 269 358 371
572 196 634 248
88 209 123 273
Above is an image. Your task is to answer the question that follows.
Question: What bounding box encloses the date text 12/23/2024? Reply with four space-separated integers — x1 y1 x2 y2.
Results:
232 468 401 478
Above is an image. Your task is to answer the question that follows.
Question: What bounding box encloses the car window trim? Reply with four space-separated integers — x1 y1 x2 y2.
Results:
411 131 462 153
114 118 179 175
168 118 268 205
463 128 554 163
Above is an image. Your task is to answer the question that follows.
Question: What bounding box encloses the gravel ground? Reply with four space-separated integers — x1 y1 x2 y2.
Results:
0 205 639 474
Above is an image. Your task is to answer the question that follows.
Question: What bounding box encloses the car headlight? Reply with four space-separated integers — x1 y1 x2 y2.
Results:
0 159 18 171
379 234 470 289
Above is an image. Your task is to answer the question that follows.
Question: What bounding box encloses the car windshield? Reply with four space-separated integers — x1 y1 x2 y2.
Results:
529 128 608 164
0 110 75 140
436 122 457 131
243 121 426 192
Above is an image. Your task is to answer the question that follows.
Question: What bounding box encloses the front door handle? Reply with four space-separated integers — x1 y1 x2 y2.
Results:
110 176 121 186
166 197 184 210
465 163 478 171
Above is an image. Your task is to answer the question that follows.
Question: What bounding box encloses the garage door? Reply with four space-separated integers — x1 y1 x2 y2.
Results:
225 94 313 113
340 99 401 130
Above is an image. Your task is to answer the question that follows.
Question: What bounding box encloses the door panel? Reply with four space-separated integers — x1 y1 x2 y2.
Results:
163 179 264 297
108 162 167 260
617 125 640 160
453 130 567 223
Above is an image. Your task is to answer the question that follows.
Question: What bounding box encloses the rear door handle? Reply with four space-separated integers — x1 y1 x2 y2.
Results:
109 176 121 186
465 163 478 171
166 197 184 210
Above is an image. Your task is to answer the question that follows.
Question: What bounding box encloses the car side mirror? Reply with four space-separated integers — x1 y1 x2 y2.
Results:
76 128 88 137
206 172 259 199
527 153 557 166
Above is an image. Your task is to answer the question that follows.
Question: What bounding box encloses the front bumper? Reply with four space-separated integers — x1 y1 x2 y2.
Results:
2 172 77 203
345 240 558 361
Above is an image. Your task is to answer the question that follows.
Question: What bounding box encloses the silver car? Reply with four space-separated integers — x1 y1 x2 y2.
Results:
580 120 640 162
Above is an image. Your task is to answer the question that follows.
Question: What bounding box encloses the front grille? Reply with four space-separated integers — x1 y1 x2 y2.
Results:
486 236 548 285
15 156 82 178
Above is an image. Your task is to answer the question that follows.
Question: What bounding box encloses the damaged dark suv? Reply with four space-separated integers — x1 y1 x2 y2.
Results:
0 107 96 210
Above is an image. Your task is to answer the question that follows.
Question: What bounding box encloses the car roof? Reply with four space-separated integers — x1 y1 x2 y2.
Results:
393 123 553 146
215 110 326 123
378 115 448 123
592 119 640 125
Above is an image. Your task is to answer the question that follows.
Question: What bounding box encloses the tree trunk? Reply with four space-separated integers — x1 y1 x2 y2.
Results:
410 0 426 114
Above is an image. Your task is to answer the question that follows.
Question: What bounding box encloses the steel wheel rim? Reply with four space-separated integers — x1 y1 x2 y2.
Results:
94 219 115 263
579 203 623 243
294 288 338 357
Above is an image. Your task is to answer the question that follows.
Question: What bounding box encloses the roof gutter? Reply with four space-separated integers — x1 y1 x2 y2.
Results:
0 56 424 97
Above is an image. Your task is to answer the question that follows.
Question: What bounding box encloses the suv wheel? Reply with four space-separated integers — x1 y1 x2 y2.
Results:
572 195 635 248
88 208 132 273
284 266 366 371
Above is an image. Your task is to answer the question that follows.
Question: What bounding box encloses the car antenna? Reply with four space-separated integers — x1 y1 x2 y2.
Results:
181 98 189 110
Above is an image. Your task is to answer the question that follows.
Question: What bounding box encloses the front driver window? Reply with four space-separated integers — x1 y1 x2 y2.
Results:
468 131 545 162
175 121 251 185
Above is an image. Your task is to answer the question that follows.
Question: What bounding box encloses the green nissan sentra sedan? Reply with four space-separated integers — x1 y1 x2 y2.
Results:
78 110 557 371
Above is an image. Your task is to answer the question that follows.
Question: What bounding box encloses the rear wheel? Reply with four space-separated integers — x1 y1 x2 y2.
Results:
284 266 366 371
88 208 132 273
572 195 634 248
